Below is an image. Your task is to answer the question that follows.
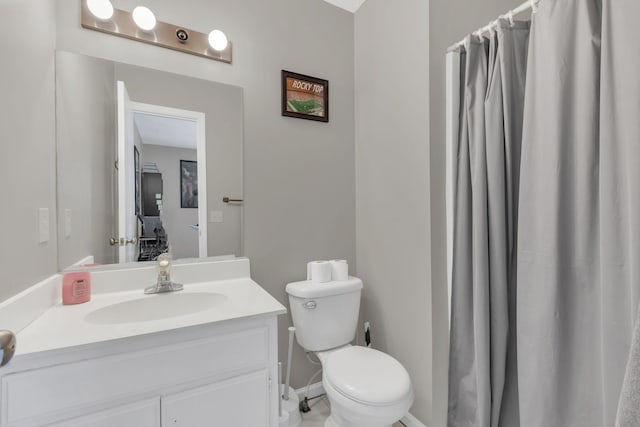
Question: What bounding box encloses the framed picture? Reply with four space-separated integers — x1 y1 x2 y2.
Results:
281 70 329 122
134 146 141 215
180 160 198 208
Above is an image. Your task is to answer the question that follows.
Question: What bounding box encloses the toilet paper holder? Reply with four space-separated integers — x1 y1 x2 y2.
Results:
223 197 243 204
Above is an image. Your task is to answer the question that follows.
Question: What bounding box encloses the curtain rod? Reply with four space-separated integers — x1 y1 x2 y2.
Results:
446 0 540 52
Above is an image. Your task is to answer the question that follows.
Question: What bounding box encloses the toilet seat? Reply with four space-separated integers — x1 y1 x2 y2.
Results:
324 346 412 406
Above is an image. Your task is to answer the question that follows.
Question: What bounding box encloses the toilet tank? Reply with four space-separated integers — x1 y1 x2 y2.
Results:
286 278 363 352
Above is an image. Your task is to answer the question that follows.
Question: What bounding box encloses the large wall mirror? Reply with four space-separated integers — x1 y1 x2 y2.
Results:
56 51 243 270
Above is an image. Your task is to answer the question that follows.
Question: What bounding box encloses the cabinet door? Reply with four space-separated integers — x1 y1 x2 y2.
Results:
162 370 270 427
48 398 160 427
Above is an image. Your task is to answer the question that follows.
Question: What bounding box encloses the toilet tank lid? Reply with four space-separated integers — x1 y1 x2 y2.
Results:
286 277 363 298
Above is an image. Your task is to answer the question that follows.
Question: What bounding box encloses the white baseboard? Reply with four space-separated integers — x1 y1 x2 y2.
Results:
400 412 427 427
295 382 426 427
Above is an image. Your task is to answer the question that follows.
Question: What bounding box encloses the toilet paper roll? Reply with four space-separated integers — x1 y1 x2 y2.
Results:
306 261 314 280
307 261 332 283
330 259 349 281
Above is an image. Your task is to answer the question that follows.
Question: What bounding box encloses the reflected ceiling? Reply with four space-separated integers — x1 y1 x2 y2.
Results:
322 0 367 13
133 113 197 149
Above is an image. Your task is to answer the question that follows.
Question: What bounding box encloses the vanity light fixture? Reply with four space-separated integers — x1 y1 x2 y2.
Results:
132 6 156 31
208 30 228 51
80 0 232 64
86 0 113 20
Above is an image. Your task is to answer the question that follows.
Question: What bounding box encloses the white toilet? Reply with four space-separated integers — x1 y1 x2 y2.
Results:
286 277 414 427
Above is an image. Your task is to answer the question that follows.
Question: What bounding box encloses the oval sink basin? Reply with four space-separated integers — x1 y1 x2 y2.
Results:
85 292 227 325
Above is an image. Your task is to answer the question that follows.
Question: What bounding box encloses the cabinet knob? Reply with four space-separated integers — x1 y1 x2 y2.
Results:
0 330 16 367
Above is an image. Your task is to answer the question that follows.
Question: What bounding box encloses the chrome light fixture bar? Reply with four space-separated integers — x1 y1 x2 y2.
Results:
81 0 232 64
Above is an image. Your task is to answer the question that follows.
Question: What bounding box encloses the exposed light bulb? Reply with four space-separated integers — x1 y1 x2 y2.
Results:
132 6 156 31
87 0 114 20
208 30 228 51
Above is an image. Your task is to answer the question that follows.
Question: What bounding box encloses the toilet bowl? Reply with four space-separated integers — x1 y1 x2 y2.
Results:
317 346 413 427
286 276 414 427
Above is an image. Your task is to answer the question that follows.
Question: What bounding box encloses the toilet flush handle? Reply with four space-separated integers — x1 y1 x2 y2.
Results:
302 301 317 310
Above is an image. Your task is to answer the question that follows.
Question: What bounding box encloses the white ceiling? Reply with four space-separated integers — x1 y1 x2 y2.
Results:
133 112 197 150
322 0 367 13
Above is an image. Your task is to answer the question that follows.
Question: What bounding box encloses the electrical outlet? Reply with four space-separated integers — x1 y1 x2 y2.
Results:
209 211 223 223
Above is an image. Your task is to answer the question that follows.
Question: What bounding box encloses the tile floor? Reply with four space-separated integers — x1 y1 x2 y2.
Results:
299 396 404 427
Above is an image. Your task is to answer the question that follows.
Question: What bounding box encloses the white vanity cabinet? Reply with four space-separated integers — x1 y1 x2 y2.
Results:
161 369 270 426
0 315 280 427
49 399 161 427
49 369 271 427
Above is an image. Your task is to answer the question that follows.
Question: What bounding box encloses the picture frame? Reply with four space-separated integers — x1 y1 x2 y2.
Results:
134 146 141 215
180 160 198 208
281 70 329 122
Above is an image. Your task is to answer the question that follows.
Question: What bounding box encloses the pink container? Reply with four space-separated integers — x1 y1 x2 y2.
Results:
62 271 91 305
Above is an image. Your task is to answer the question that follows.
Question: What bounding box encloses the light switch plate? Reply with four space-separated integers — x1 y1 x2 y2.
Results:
65 209 72 238
209 211 223 223
38 208 49 243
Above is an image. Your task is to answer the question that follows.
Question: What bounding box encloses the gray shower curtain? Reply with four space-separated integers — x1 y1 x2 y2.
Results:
448 20 530 427
518 0 640 425
449 0 640 426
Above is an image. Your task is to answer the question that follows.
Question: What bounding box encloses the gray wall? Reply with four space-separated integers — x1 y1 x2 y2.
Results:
428 0 523 425
142 145 199 260
0 0 58 301
355 0 527 425
354 0 431 423
114 62 243 259
56 52 116 268
55 0 355 388
0 1 532 422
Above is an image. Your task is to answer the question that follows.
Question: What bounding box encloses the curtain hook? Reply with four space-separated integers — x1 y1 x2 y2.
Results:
508 11 515 27
530 0 538 14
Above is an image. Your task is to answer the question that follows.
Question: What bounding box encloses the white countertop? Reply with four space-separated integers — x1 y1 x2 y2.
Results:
4 258 287 357
17 278 286 356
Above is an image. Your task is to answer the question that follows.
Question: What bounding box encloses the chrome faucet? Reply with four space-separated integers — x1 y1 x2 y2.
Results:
144 255 183 294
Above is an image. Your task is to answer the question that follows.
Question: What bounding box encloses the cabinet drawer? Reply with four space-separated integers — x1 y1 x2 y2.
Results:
2 327 268 426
